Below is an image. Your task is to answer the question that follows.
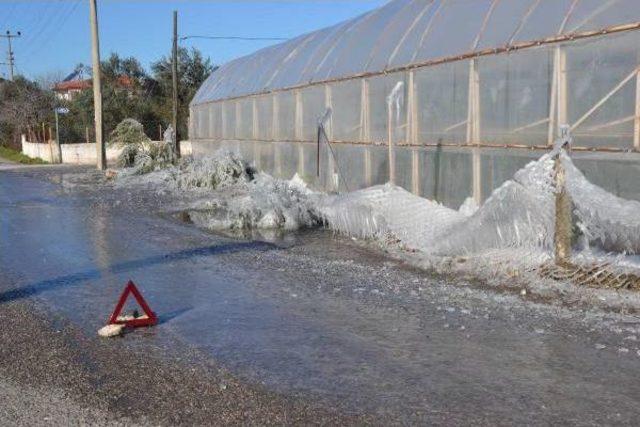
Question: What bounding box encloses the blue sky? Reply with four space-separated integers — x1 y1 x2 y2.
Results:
0 0 386 80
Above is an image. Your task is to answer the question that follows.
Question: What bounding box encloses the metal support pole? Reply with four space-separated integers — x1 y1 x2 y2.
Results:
252 98 260 168
235 101 241 137
386 82 404 185
272 94 279 140
316 125 321 177
407 70 418 144
55 109 62 163
472 148 482 204
635 70 640 150
412 149 420 195
557 48 568 129
468 59 482 204
295 90 303 141
89 0 105 170
548 47 559 145
364 147 372 187
408 71 420 195
466 59 480 144
252 98 259 140
172 10 180 158
387 105 395 184
221 102 227 138
361 79 372 186
360 79 370 141
209 105 215 139
324 84 333 140
298 143 304 177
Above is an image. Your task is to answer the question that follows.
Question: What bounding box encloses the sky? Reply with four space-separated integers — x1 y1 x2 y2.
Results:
0 0 386 80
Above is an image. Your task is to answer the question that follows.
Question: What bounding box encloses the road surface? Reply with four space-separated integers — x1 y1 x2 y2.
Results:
1 164 640 425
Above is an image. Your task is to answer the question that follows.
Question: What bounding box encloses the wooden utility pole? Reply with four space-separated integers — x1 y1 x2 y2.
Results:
172 10 180 158
89 0 106 170
554 125 573 265
1 31 21 81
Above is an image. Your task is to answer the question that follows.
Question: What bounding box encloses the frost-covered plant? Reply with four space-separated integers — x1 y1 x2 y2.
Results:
109 118 174 173
131 141 174 174
184 173 322 232
117 143 139 168
172 151 254 190
108 118 150 147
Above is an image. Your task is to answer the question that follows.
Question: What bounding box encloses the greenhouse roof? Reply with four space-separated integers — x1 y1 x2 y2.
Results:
192 0 640 106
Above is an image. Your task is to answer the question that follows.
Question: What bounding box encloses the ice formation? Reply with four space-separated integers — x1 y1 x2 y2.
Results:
563 152 640 254
318 153 557 256
321 151 640 260
171 153 254 191
114 149 640 261
185 172 320 232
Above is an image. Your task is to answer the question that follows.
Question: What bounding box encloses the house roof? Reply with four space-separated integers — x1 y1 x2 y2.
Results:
53 75 134 92
53 79 91 92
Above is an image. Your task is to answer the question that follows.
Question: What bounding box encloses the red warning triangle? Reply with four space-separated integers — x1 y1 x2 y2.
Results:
108 280 158 328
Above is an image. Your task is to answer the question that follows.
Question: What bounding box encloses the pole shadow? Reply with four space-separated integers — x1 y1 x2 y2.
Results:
0 241 278 304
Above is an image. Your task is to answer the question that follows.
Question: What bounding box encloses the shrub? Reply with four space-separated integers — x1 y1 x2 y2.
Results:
108 118 150 147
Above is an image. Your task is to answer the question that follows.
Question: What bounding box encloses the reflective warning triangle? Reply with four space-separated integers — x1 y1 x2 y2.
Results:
108 280 158 328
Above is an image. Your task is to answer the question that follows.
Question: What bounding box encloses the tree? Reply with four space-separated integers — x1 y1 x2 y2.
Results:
60 53 161 143
34 70 66 91
151 47 216 139
0 76 55 148
1 47 215 147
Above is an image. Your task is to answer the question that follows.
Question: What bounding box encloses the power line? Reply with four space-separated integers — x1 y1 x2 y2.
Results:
0 2 18 33
180 35 288 41
19 0 80 63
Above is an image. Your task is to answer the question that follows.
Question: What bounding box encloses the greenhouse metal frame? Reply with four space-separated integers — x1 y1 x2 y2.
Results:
189 0 640 204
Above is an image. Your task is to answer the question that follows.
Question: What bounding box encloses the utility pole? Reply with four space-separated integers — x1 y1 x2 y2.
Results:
89 0 106 170
172 10 180 158
1 31 21 81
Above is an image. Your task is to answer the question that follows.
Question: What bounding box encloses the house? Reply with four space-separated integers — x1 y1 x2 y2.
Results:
53 66 135 100
53 79 91 101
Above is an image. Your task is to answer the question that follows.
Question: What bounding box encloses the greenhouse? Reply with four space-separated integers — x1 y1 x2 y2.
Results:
189 0 640 207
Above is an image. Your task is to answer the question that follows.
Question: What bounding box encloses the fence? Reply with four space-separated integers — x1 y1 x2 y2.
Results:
21 135 122 165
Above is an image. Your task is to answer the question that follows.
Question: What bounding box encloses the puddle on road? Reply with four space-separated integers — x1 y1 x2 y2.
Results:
2 170 640 423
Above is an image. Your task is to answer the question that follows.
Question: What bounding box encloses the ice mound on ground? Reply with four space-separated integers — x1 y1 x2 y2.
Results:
563 152 640 253
133 140 174 174
171 152 254 190
321 150 639 260
319 154 557 256
186 173 321 232
114 147 640 258
458 197 479 216
432 154 556 255
319 184 467 247
115 150 252 190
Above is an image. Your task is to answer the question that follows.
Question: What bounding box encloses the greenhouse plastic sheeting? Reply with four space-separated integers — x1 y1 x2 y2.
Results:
191 0 640 105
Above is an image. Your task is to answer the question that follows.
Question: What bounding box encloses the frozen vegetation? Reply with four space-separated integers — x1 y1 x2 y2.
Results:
111 148 640 308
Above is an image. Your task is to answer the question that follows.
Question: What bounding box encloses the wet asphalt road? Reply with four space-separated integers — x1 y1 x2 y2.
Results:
1 164 640 425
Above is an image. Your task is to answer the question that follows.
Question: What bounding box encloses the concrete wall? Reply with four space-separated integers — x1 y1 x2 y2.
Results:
21 135 122 165
188 139 640 208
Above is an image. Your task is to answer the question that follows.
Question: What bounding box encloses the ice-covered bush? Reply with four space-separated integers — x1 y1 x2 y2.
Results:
172 151 254 190
129 141 174 174
109 118 150 147
109 119 175 173
117 143 139 168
